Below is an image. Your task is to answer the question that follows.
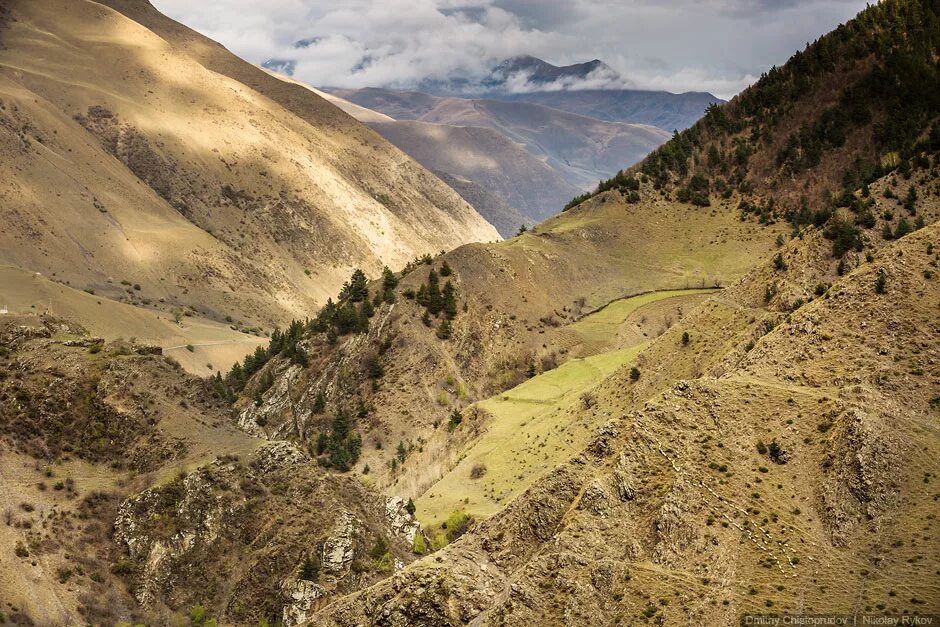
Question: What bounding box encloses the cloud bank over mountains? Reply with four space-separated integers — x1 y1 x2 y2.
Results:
152 0 869 98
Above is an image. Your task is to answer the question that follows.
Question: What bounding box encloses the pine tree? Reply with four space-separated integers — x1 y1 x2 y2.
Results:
381 265 399 290
442 281 457 319
427 270 443 315
437 319 452 339
312 391 326 413
341 269 369 302
439 261 452 277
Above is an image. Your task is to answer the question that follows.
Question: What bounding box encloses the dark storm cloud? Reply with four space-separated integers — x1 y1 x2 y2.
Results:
151 0 870 98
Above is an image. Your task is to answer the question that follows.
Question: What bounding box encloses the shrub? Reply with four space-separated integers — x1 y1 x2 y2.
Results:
681 331 690 346
875 270 887 294
412 533 427 554
443 511 473 542
447 409 463 431
629 367 641 381
773 253 787 271
299 556 319 581
470 463 487 479
768 440 788 464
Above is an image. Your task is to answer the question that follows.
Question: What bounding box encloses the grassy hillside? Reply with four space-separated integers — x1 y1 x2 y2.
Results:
229 195 781 496
0 265 266 374
307 186 940 627
0 0 497 331
414 289 715 527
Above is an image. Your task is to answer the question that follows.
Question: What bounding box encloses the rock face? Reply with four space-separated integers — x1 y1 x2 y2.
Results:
113 442 310 605
237 365 305 437
282 580 325 627
321 512 356 574
385 497 420 544
110 441 416 623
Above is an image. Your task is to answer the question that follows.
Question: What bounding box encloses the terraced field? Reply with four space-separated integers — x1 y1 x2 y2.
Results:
416 288 716 526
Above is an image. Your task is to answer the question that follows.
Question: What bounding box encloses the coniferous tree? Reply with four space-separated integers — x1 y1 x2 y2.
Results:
381 265 399 290
312 391 326 413
341 269 369 302
426 270 443 315
442 281 457 319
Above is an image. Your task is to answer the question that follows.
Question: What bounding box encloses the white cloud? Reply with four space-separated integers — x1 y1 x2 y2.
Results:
151 0 870 99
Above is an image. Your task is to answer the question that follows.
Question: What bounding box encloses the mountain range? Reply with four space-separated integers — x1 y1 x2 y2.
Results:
326 87 670 233
318 56 719 234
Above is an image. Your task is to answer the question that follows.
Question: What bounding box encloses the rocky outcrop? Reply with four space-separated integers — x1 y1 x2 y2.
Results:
321 511 356 574
282 579 325 627
385 497 420 544
818 409 902 545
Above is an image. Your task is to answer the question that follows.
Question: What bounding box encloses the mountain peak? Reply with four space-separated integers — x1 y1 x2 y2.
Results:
494 55 621 87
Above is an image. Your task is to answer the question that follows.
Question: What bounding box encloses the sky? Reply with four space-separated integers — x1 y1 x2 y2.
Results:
152 0 870 99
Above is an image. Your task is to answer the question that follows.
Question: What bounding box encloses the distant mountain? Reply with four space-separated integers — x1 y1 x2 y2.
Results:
492 55 616 85
413 55 723 131
331 88 670 192
268 50 723 131
313 88 578 235
489 89 723 132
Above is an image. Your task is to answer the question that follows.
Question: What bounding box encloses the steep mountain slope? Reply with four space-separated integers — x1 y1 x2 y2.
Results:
0 314 423 625
0 0 497 331
308 221 940 625
365 120 581 233
332 88 670 191
572 0 940 215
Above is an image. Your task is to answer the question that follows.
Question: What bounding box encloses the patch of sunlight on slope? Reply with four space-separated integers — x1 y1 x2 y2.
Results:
568 288 717 355
415 287 718 528
417 343 645 527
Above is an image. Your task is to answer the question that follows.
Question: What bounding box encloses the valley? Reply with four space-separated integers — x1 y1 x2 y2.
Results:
0 0 938 625
415 288 716 527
